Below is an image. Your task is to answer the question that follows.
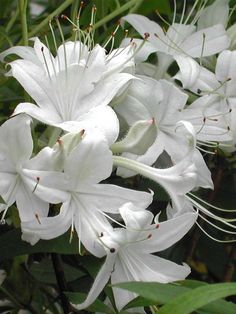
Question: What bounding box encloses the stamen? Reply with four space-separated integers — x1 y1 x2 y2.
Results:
180 0 187 25
41 47 52 80
197 146 216 155
35 213 41 225
196 221 236 243
103 22 120 50
154 32 191 58
69 215 74 243
198 212 236 235
56 17 68 77
156 10 170 27
32 177 40 193
188 192 236 213
199 33 206 67
172 0 177 25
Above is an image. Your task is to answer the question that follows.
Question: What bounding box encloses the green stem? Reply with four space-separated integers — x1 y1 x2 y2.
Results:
18 0 28 46
6 7 19 33
128 0 144 13
93 0 143 31
25 0 74 41
70 0 80 25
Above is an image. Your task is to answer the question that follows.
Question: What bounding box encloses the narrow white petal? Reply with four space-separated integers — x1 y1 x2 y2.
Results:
132 212 197 253
72 254 116 310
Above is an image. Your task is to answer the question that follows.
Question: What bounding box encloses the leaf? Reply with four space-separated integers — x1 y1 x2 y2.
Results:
138 0 171 16
0 228 80 261
114 281 236 314
114 281 189 308
66 292 115 313
157 283 236 314
29 258 84 284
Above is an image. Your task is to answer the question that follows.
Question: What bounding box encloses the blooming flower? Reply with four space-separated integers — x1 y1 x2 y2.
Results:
122 6 230 78
72 203 197 311
0 114 68 224
0 38 135 144
22 131 153 256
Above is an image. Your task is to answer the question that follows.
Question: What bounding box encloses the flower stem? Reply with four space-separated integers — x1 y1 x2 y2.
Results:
18 0 28 46
51 253 71 314
93 0 143 31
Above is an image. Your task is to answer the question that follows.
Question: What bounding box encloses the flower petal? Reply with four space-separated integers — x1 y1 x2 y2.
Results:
72 254 116 310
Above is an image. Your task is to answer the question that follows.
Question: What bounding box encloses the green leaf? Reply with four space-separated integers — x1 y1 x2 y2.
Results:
66 292 115 313
0 228 80 261
138 0 171 16
114 281 189 307
157 283 236 314
114 281 236 314
29 258 84 284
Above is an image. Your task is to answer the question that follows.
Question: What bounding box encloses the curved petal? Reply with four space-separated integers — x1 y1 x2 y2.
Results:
72 254 116 310
122 14 165 49
13 102 61 125
21 201 72 243
0 46 39 64
132 212 197 254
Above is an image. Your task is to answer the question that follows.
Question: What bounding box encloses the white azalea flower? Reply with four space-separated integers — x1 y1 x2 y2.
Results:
72 203 197 311
114 77 212 188
22 131 153 256
122 5 230 78
0 115 68 224
0 38 135 144
175 53 235 142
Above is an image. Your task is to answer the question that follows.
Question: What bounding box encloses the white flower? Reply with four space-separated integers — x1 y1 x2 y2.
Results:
174 53 235 142
0 38 135 144
122 11 230 78
114 77 212 188
0 114 68 223
22 131 153 256
72 203 197 311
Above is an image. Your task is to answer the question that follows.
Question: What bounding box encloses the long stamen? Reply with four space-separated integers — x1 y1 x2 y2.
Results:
199 33 206 67
154 32 191 58
197 146 216 155
41 47 52 80
155 10 171 27
172 0 177 25
198 212 236 235
196 221 236 243
188 197 236 228
188 192 236 212
103 22 120 50
180 0 187 25
56 17 68 78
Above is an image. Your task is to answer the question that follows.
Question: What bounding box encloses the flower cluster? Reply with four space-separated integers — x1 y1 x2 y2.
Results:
0 0 236 312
